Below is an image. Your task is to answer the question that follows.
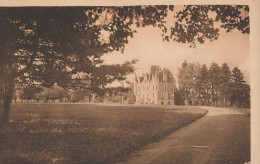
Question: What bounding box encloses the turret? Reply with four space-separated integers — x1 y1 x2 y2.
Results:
163 70 167 81
134 73 138 95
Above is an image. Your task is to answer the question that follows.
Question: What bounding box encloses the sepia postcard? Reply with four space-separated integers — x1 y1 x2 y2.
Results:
0 0 259 163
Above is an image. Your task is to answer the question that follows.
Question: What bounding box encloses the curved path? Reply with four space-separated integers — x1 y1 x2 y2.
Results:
118 107 250 164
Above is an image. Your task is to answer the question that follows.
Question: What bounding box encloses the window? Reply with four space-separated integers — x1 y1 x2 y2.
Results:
153 93 154 98
164 84 167 91
168 101 171 105
161 101 164 105
168 93 170 99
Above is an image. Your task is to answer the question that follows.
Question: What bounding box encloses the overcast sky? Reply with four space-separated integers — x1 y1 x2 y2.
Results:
102 13 250 86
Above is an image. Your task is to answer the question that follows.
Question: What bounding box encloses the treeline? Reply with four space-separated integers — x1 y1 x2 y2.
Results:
9 86 135 104
1 61 249 108
12 86 85 103
175 61 250 108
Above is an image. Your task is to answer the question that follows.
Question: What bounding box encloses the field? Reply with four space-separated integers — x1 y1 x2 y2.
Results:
0 103 206 164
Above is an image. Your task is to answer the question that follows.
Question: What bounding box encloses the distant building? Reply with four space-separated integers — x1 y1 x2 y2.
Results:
134 65 175 105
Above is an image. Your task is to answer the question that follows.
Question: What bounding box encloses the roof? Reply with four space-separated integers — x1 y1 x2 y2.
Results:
136 65 173 83
150 65 161 78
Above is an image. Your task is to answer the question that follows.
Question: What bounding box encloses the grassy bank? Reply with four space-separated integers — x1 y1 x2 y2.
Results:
0 104 206 164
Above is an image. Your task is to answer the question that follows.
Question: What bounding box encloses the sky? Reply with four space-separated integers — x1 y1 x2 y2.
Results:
101 10 250 87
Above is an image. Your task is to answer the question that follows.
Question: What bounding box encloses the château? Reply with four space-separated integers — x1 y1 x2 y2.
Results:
134 65 175 105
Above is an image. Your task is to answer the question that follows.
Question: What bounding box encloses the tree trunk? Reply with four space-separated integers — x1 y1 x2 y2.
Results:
121 93 124 104
2 82 15 124
236 97 239 107
211 85 214 106
224 97 227 107
215 92 218 106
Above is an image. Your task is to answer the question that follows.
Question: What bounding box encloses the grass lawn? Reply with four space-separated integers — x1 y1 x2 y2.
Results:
0 103 206 164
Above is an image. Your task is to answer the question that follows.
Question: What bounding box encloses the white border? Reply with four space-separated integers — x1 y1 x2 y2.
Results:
0 0 259 163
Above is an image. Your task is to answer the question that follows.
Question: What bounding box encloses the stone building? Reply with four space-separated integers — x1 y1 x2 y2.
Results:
134 65 175 105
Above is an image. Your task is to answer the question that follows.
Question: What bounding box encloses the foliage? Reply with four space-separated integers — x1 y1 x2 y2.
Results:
163 68 176 83
177 61 200 105
231 67 246 83
228 67 250 108
218 63 232 106
0 5 249 123
174 88 185 105
169 5 249 47
208 62 221 105
196 64 210 105
19 86 43 101
0 5 249 88
70 90 90 102
101 86 131 103
41 87 70 102
177 61 250 108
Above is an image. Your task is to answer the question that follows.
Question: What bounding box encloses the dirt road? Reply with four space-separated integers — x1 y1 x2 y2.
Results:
118 107 250 164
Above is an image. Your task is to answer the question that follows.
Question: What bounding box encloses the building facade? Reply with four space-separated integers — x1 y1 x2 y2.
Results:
134 66 175 105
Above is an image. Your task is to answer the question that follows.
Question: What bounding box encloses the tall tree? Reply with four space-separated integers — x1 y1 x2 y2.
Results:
196 64 210 105
178 61 200 105
163 68 176 83
219 63 232 106
0 7 141 123
231 67 246 83
229 67 250 108
208 62 221 106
